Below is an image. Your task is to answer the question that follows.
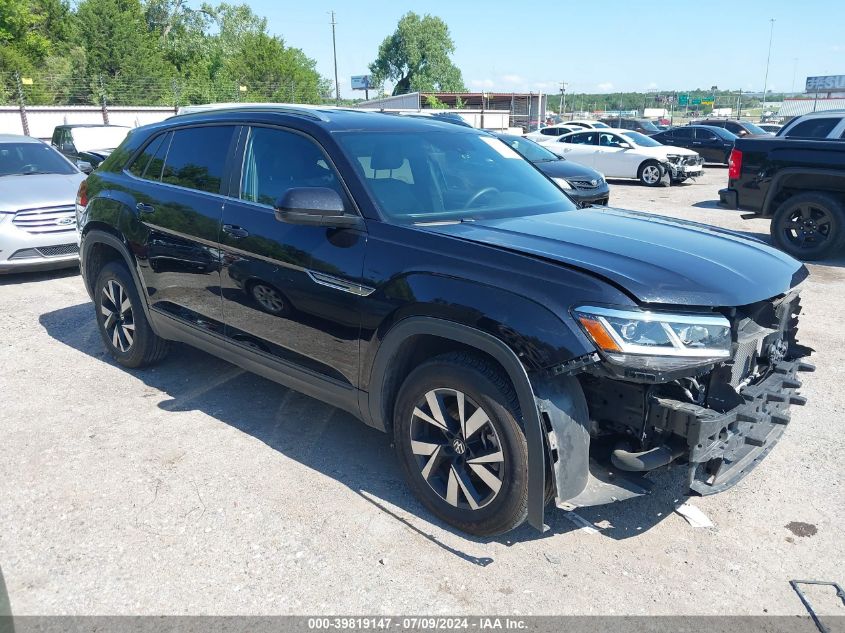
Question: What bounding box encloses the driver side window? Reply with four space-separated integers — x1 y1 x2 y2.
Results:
240 127 344 207
598 133 624 147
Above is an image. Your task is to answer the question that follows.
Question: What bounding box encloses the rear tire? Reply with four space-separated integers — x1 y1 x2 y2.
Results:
638 160 663 187
393 352 528 536
94 261 169 368
770 192 845 261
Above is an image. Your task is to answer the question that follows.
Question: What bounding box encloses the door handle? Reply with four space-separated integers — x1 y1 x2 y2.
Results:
136 202 155 214
222 224 249 239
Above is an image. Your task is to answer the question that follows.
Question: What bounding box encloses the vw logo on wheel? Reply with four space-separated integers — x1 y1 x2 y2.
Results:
452 438 466 455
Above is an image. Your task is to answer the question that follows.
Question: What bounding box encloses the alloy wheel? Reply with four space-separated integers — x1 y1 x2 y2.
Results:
252 283 285 314
641 164 661 185
409 388 505 510
100 279 135 353
781 203 832 250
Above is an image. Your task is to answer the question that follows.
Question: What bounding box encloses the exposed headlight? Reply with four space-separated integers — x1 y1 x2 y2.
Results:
552 177 573 190
573 305 731 371
665 154 682 163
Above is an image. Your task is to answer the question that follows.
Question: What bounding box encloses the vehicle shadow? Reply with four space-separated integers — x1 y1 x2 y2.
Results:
0 267 78 287
40 303 695 558
0 564 12 632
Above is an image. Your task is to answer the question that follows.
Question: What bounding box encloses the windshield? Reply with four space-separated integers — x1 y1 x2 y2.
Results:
711 126 738 140
0 142 77 176
496 135 560 162
739 121 769 135
70 126 130 151
622 131 662 147
336 131 576 223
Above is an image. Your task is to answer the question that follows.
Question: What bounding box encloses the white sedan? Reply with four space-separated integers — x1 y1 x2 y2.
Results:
523 124 581 143
539 128 704 186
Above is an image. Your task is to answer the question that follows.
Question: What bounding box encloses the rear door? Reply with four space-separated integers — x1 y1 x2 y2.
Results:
554 131 598 166
126 125 237 331
217 125 367 387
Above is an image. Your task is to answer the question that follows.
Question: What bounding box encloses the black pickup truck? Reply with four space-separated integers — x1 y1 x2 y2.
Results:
77 106 813 535
719 136 845 260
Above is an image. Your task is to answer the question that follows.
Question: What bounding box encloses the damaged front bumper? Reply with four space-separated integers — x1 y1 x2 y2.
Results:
650 356 814 495
664 155 704 180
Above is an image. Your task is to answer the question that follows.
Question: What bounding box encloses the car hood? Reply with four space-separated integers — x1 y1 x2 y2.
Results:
535 159 604 181
422 207 807 306
0 173 86 210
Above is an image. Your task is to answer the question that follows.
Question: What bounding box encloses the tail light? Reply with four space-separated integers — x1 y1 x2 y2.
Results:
76 180 88 209
728 148 742 180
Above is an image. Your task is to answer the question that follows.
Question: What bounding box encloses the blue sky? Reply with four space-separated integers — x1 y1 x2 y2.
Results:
250 0 845 98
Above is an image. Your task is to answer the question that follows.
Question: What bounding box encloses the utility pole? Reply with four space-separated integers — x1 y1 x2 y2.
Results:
330 11 340 105
15 72 29 136
99 76 109 125
791 57 798 94
558 81 567 117
761 18 775 117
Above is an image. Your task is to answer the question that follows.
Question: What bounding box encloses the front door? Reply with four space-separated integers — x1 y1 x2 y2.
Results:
218 125 367 386
128 125 237 331
693 128 726 163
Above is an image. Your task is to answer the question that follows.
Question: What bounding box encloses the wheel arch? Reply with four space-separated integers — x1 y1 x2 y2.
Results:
762 168 845 217
363 316 549 532
80 228 154 325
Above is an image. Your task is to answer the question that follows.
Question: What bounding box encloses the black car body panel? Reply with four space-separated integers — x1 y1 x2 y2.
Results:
78 107 812 533
423 207 805 306
719 136 845 216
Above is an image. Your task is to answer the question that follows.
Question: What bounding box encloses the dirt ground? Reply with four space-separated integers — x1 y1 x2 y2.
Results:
1 168 843 616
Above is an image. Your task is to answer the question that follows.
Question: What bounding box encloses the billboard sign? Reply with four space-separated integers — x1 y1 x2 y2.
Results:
678 94 689 106
691 97 701 105
351 75 372 91
805 75 845 92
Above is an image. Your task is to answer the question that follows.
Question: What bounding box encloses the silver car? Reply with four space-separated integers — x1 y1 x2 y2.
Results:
0 134 87 273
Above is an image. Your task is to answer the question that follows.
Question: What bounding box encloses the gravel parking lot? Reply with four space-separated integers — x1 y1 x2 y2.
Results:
1 168 843 616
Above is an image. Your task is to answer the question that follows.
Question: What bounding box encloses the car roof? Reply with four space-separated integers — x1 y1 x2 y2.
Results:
164 104 478 134
0 134 44 144
786 109 845 119
55 123 131 128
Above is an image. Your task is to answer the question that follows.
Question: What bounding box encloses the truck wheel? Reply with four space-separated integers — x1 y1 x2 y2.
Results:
94 261 169 368
393 352 528 536
771 193 845 261
638 160 663 187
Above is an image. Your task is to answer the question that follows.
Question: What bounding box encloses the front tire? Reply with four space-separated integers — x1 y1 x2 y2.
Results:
94 261 169 368
770 192 845 261
638 160 663 187
393 352 528 536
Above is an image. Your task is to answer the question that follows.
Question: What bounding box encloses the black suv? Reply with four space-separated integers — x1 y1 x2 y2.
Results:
77 106 813 536
598 117 661 134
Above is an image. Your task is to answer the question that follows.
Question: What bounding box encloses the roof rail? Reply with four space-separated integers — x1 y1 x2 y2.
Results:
174 103 335 122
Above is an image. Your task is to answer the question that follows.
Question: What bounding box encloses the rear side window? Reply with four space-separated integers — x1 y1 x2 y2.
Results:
566 132 597 145
785 118 840 139
541 128 562 136
673 127 694 139
160 126 235 194
128 133 167 179
695 128 717 140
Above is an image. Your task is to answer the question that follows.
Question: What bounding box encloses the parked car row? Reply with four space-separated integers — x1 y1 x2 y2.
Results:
538 128 703 186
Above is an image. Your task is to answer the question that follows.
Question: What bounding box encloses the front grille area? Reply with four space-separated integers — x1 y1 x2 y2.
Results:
12 206 76 234
683 156 704 166
570 178 602 190
9 243 78 260
37 243 79 257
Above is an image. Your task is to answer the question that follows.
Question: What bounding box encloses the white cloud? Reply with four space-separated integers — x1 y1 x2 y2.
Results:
501 74 523 84
647 82 658 89
470 78 495 89
533 81 554 90
597 82 614 91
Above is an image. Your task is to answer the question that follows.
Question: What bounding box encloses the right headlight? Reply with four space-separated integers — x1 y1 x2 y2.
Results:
552 177 573 190
573 305 732 372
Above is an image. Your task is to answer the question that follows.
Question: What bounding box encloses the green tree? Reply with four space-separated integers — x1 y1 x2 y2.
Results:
369 12 466 96
75 0 174 104
223 31 327 104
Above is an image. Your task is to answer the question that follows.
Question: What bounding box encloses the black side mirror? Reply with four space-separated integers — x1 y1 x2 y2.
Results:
274 187 361 228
